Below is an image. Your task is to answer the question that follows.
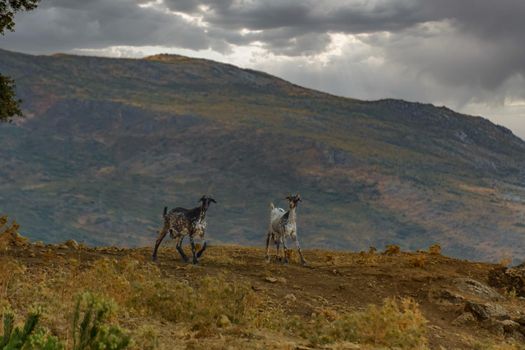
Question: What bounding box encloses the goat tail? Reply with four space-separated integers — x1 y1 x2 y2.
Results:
163 206 168 217
270 202 275 210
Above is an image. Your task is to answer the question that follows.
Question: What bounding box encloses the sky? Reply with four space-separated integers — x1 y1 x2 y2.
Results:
1 0 524 138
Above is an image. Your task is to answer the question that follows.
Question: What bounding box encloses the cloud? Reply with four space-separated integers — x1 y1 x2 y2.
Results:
0 0 212 52
0 0 523 136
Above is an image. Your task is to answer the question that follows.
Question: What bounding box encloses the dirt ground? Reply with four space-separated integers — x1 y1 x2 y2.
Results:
3 241 525 349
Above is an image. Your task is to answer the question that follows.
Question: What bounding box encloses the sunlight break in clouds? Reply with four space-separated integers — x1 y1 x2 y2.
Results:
1 0 523 138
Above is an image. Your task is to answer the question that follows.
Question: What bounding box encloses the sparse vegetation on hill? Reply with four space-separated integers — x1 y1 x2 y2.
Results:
1 228 524 349
0 49 524 262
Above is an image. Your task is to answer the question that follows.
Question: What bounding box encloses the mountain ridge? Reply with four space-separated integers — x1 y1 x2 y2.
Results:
0 48 524 262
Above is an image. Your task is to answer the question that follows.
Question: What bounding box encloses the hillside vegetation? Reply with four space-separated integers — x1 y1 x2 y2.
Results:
1 49 525 262
1 223 525 349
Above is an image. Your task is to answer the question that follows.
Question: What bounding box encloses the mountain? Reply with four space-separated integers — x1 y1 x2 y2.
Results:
1 48 525 262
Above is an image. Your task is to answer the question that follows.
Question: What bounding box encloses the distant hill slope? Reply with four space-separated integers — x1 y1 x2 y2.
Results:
1 49 525 262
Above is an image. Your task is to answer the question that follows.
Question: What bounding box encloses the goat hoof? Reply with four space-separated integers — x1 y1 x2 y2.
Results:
192 258 198 264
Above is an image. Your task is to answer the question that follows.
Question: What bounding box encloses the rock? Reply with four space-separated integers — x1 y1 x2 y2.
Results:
435 290 465 304
488 266 525 297
455 278 504 301
501 320 521 333
452 312 476 326
217 314 231 328
285 293 297 302
33 241 45 248
482 319 523 338
481 319 504 336
515 316 525 326
57 244 69 250
465 301 509 321
64 240 79 249
264 277 277 283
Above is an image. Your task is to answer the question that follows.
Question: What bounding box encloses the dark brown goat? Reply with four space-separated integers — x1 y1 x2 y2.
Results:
152 195 216 264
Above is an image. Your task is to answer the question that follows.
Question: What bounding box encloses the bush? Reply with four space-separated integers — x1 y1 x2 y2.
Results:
0 310 63 350
383 244 401 255
428 244 441 255
332 298 427 348
72 293 130 350
410 254 427 268
0 294 130 350
282 297 428 349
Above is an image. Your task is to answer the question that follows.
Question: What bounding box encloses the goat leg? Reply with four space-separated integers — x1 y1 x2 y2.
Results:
275 239 281 262
152 227 168 262
265 232 272 262
293 235 307 266
176 235 189 262
196 241 207 258
282 238 289 264
189 234 198 264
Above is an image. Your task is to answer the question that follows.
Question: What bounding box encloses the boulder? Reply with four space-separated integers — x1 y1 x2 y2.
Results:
434 289 465 304
285 293 297 302
515 315 525 326
455 278 504 301
33 241 45 248
64 240 80 249
264 277 278 283
452 312 476 326
482 319 524 339
481 319 504 336
501 320 521 334
488 266 525 297
465 301 509 321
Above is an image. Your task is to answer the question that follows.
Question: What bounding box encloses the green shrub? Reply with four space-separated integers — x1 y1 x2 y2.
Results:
0 310 63 350
72 293 130 350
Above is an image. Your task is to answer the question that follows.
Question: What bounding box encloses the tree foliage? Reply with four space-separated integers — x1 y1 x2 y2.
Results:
0 0 39 34
0 0 39 122
0 74 22 122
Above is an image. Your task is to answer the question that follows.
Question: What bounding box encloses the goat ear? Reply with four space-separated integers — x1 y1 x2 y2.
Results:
210 198 217 204
199 195 206 202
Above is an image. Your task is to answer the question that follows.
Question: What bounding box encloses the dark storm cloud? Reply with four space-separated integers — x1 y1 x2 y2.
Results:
161 0 525 81
164 0 428 54
0 0 213 53
3 0 524 63
165 0 425 32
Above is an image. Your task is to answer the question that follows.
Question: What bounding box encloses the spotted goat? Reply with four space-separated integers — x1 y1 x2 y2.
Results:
152 195 216 264
265 194 307 265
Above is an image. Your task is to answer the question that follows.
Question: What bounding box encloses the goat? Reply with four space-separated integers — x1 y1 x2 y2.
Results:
265 194 307 265
152 195 216 264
